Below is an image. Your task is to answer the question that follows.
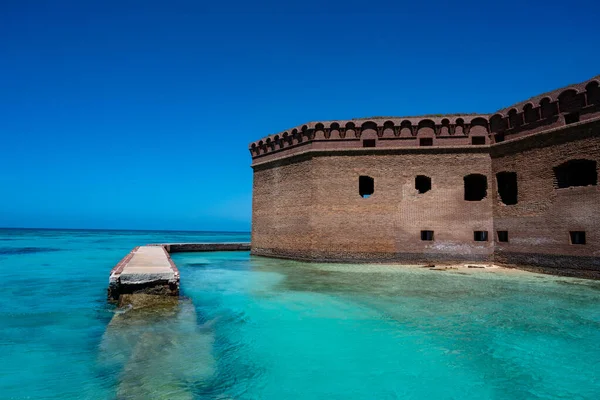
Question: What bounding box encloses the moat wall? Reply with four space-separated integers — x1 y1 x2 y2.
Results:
250 76 600 278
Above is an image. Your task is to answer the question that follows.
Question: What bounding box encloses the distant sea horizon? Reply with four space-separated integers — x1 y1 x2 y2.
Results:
0 226 251 234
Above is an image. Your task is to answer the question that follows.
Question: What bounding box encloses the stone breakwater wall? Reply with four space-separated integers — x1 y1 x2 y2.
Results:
165 242 251 253
250 75 600 279
108 243 250 304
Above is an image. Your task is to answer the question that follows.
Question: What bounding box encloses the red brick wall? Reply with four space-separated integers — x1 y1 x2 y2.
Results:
491 120 600 277
252 156 314 259
251 119 600 278
252 149 495 263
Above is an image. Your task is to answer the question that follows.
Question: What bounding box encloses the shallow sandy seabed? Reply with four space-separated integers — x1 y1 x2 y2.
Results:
306 261 512 273
301 260 587 280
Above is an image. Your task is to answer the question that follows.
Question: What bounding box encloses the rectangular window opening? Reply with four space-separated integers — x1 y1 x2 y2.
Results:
421 230 434 241
471 136 486 145
497 231 509 242
553 159 597 188
565 112 580 125
359 175 374 198
570 231 586 245
363 139 376 148
420 138 433 146
474 231 488 242
496 171 518 205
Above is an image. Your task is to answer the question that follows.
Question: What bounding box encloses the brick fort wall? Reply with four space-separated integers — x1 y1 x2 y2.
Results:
250 75 600 278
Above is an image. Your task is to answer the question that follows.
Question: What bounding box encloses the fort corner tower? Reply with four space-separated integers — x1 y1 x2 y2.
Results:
249 76 600 278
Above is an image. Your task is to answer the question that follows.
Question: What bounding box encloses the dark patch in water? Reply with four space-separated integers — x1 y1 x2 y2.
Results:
0 247 61 255
188 262 210 267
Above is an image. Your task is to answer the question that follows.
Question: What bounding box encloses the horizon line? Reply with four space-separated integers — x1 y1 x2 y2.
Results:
0 226 251 234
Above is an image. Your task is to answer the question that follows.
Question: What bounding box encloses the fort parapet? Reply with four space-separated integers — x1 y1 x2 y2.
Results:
249 75 600 279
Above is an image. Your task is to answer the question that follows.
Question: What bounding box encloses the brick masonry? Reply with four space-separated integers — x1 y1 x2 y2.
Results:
250 76 600 279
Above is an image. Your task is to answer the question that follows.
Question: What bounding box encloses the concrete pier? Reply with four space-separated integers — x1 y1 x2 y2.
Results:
108 246 180 304
108 242 251 304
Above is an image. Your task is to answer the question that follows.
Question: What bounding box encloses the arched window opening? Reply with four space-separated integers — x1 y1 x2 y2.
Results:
464 174 488 201
523 103 539 124
553 160 597 188
540 98 558 119
489 114 506 133
585 82 600 105
508 109 522 129
415 175 431 194
496 171 518 205
558 89 584 113
361 121 378 131
359 176 374 198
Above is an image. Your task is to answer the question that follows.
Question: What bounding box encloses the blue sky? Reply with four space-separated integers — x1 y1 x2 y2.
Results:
0 0 598 231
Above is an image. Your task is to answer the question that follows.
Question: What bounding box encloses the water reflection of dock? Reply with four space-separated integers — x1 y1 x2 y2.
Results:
103 242 250 398
100 298 215 399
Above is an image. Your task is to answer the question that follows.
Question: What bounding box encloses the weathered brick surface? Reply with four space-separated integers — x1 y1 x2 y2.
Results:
252 149 495 263
252 157 314 256
250 76 600 278
491 122 600 276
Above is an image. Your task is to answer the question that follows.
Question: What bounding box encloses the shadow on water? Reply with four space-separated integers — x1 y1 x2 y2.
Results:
0 247 62 255
99 296 215 400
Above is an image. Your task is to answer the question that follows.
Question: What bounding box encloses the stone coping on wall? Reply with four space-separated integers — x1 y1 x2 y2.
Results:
251 116 600 169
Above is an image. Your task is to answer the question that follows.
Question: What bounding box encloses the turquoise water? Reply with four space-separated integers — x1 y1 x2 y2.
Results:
1 229 600 399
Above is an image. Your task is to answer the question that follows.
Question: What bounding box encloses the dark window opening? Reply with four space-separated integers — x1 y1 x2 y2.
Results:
464 174 488 201
497 231 509 242
359 176 374 198
496 171 518 205
420 138 433 146
472 136 486 145
474 231 488 241
565 112 580 125
421 230 434 241
570 231 586 245
363 139 376 148
415 175 432 194
495 133 505 143
553 159 597 188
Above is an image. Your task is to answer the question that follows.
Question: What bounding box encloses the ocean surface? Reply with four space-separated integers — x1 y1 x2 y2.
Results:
1 228 599 399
